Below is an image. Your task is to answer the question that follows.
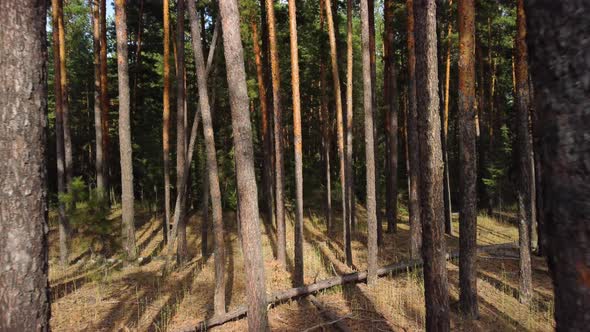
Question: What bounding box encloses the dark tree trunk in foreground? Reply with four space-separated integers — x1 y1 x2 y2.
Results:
52 0 70 266
162 0 171 243
187 2 226 315
414 0 450 330
360 0 378 286
526 1 590 330
384 0 398 234
100 0 109 192
115 0 137 261
458 0 478 318
515 0 533 304
288 0 305 287
91 0 105 192
0 1 50 329
319 0 332 232
406 0 422 260
219 0 270 329
325 0 351 267
265 0 286 268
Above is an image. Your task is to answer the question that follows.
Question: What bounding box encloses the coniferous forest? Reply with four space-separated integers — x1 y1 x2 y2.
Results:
1 0 589 331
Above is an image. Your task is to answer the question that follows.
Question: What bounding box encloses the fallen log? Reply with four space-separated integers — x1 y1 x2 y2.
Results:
308 294 352 332
192 242 515 331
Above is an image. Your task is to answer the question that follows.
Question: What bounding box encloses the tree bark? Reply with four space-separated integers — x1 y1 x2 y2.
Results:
457 0 478 318
345 0 354 251
187 3 226 315
57 0 72 189
115 0 137 261
515 0 533 304
319 0 332 232
287 0 305 287
219 0 270 329
91 0 105 192
162 0 171 243
442 0 453 236
324 0 351 267
0 1 50 328
265 0 286 268
525 1 590 329
100 0 109 192
406 0 422 260
360 0 378 286
414 0 450 330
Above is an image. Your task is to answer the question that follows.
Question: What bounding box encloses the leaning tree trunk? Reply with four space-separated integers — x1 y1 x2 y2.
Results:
90 0 105 192
115 0 137 261
406 0 422 260
324 0 351 267
0 2 50 329
457 0 478 318
360 0 378 286
220 0 271 329
265 0 286 268
287 0 305 287
187 2 226 315
414 0 450 330
525 1 590 330
515 0 533 304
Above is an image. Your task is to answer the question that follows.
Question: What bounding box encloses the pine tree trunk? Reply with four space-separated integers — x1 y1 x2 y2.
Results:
115 0 137 261
265 0 286 268
442 0 453 236
457 0 478 318
515 0 533 304
406 0 422 260
100 0 110 193
345 0 354 250
91 0 105 192
162 0 171 243
319 0 332 232
57 0 73 189
219 0 270 329
324 0 351 267
525 1 590 329
414 0 450 329
52 0 70 267
287 0 305 287
360 0 378 286
368 0 380 243
0 2 50 328
384 0 398 235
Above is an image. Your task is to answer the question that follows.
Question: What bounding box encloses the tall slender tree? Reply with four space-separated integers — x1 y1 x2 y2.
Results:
100 0 109 192
0 1 49 328
325 0 351 266
526 1 590 329
58 0 73 189
162 0 171 243
319 0 332 232
115 0 137 261
265 0 286 267
219 0 270 328
515 0 533 304
288 0 305 287
52 0 70 266
360 0 378 285
91 0 105 192
368 0 381 244
458 0 478 318
345 0 354 249
414 0 450 329
406 0 422 260
187 2 226 315
442 0 453 235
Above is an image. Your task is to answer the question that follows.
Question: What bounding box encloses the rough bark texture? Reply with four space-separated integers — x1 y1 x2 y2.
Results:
91 0 105 192
265 0 286 268
525 1 590 330
100 0 109 191
360 0 378 286
0 2 50 330
288 0 305 287
324 0 351 267
319 0 332 232
115 0 137 261
515 0 533 304
406 0 422 260
52 0 70 266
457 0 478 318
219 0 270 329
368 0 380 244
384 0 398 234
163 0 171 242
414 0 450 330
187 2 226 315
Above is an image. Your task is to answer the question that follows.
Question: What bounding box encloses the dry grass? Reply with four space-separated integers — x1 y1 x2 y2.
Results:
48 202 554 331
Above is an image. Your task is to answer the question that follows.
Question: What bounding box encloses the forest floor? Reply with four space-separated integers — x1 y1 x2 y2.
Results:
48 197 554 331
